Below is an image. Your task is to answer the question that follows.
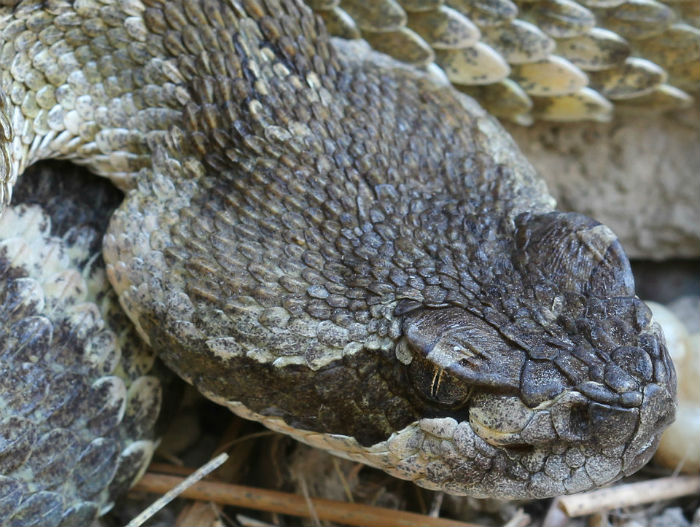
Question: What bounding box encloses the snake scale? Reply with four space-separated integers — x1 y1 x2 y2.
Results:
0 0 680 524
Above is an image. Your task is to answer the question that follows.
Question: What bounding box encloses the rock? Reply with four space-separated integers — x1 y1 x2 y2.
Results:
668 296 700 334
505 111 700 260
648 300 700 474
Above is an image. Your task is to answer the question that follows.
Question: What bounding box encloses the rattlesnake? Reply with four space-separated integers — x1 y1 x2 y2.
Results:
0 0 684 524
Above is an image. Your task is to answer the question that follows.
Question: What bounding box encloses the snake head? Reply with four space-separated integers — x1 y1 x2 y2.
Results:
394 211 676 497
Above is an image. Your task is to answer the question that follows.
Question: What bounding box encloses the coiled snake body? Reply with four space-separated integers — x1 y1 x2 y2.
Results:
0 0 679 523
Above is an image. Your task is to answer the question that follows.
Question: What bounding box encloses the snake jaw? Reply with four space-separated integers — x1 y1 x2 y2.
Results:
468 394 539 446
467 390 636 450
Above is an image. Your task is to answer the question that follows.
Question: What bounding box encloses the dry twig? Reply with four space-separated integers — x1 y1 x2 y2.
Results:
557 475 700 517
174 416 248 526
126 453 229 527
132 471 484 527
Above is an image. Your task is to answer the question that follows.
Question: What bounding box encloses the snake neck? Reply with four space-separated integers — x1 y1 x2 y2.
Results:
0 0 552 214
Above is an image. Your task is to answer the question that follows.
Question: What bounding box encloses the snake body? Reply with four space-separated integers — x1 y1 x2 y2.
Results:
0 0 678 523
0 164 161 524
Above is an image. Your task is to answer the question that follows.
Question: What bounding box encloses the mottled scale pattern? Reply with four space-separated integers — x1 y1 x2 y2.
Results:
0 164 161 526
98 0 673 498
311 0 700 123
0 0 678 514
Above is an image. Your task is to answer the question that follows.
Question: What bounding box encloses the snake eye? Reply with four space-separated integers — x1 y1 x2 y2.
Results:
404 346 473 407
398 307 525 408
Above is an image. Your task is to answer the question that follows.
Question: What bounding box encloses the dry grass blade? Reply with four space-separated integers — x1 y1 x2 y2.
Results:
126 453 229 527
557 475 700 517
132 471 485 527
175 417 249 526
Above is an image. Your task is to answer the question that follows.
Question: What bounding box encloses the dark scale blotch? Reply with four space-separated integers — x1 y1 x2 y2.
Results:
150 308 479 446
2 162 168 523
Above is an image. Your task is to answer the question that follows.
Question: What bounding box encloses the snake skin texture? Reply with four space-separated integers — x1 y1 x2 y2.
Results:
310 0 700 124
0 0 679 523
0 164 161 525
